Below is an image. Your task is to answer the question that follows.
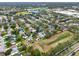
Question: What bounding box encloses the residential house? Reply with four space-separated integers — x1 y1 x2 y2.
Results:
38 31 46 38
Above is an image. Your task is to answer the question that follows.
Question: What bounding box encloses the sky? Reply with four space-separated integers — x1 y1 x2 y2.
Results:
0 0 79 2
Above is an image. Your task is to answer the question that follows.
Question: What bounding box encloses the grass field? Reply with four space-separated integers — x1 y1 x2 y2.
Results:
16 12 32 16
31 31 74 53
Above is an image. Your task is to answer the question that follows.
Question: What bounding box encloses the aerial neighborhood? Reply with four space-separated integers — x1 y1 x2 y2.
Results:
0 2 79 56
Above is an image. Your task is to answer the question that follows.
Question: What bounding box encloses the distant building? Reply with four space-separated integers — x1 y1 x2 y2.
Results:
27 9 39 14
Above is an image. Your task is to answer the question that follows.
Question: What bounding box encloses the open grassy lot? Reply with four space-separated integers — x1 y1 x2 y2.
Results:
21 31 74 55
31 31 74 53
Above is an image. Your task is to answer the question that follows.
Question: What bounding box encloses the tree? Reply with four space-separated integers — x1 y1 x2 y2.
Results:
11 24 16 29
16 35 22 42
4 25 8 29
31 49 41 56
5 49 12 56
6 41 11 48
